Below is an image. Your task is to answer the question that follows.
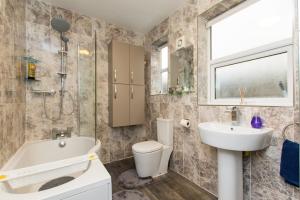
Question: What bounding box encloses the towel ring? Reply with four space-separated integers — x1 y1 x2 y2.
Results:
282 122 300 140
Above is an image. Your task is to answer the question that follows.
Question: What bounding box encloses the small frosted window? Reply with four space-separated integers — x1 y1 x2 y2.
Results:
211 0 294 59
160 46 169 93
299 0 300 32
161 46 169 70
161 71 168 93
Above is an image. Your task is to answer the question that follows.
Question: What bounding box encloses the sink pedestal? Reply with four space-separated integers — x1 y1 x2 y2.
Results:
218 149 243 200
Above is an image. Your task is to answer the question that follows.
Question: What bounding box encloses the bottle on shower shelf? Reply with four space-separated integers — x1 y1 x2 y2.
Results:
24 56 39 80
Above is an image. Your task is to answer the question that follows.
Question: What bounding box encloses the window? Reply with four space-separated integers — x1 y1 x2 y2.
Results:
208 0 296 106
160 45 169 93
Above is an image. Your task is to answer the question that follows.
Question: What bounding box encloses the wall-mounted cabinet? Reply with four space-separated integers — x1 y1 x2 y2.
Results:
110 41 130 84
130 85 145 125
110 84 130 127
109 40 145 127
130 45 145 85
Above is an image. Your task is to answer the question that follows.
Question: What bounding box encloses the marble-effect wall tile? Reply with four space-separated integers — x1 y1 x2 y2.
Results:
26 0 50 26
0 0 26 168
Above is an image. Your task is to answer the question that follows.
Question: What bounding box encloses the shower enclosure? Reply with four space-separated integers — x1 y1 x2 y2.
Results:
36 16 97 142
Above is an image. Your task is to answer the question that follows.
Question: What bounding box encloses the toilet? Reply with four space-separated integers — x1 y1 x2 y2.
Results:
132 118 173 178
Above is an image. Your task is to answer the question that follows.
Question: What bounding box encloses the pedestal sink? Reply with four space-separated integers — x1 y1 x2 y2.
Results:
198 122 273 200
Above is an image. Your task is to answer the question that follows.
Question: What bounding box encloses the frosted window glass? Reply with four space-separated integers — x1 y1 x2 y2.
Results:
161 46 169 70
161 71 168 93
215 52 288 99
299 0 300 31
211 0 294 59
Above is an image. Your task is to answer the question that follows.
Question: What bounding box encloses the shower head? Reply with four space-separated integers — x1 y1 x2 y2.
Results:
51 16 70 33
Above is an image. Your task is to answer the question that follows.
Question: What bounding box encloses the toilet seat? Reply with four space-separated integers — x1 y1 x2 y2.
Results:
132 141 162 153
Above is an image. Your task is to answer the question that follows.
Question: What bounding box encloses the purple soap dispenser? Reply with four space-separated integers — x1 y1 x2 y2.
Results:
251 112 263 129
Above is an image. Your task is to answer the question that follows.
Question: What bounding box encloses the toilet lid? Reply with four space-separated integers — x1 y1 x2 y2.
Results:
132 141 163 153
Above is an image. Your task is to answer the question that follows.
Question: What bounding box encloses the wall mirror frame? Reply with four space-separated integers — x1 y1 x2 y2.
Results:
197 0 298 107
150 37 195 96
150 36 169 95
169 45 194 95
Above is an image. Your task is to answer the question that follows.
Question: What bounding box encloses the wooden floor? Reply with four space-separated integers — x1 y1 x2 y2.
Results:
105 158 217 200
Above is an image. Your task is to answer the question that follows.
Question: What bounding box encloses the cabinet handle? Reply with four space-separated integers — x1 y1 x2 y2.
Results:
114 85 117 99
131 71 134 83
114 69 117 82
131 87 134 99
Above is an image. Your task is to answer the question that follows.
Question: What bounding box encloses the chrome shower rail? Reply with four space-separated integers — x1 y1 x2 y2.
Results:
31 89 56 96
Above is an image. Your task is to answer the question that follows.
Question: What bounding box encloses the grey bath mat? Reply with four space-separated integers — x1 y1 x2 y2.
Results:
112 190 151 200
39 176 75 191
118 169 153 189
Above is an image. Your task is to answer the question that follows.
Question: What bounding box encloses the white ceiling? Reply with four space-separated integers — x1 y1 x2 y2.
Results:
42 0 186 33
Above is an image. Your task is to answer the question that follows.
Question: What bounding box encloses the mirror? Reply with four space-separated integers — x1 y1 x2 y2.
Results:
150 40 194 96
150 37 169 95
169 46 194 95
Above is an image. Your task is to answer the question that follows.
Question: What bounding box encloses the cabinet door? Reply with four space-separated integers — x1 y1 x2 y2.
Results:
130 85 145 125
111 84 130 127
111 40 130 84
130 45 145 85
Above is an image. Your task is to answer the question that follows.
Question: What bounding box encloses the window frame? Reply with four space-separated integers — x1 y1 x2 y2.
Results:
206 0 297 107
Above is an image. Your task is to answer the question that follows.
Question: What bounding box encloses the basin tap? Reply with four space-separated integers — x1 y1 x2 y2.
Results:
226 106 240 126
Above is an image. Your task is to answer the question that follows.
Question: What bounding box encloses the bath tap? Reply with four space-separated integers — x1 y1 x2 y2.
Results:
58 131 65 139
52 127 72 140
52 128 71 148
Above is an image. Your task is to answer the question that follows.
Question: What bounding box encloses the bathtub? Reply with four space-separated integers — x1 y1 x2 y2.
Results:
0 137 112 200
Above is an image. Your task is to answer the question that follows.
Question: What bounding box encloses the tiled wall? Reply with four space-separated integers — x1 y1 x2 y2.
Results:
145 0 299 199
24 0 148 164
0 0 26 168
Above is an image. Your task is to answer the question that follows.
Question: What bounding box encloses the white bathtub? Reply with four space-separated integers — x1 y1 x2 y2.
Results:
2 137 101 171
0 137 112 200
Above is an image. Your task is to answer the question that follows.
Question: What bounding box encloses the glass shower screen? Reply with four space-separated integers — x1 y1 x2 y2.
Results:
77 34 96 141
